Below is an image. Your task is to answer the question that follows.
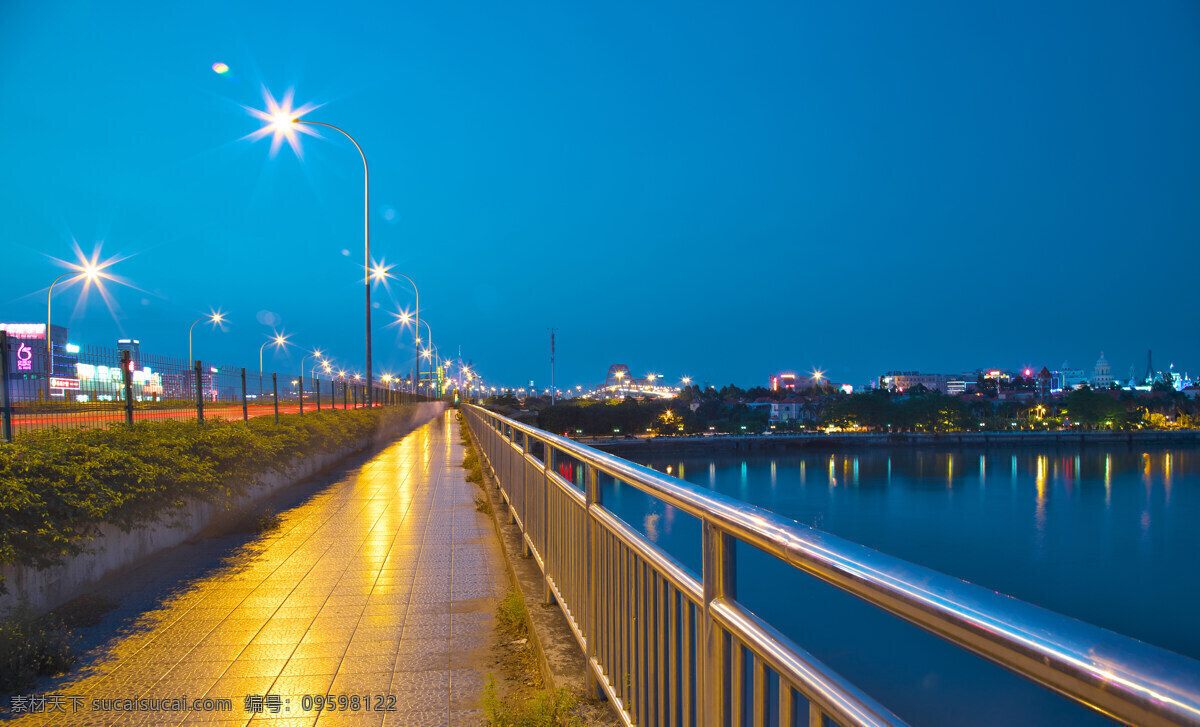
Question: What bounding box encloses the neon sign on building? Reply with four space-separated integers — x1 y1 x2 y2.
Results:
16 342 32 371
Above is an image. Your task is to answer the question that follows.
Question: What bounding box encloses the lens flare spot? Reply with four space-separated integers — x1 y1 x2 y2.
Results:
212 62 229 74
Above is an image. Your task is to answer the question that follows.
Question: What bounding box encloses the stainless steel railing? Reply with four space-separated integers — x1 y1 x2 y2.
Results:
463 404 1200 727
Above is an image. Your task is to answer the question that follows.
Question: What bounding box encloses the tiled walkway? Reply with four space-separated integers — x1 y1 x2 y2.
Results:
9 410 510 726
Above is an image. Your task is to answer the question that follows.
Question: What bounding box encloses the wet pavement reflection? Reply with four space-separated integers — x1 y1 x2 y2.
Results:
10 410 508 726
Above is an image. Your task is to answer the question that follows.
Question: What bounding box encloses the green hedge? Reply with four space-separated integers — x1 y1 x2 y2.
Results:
0 406 422 593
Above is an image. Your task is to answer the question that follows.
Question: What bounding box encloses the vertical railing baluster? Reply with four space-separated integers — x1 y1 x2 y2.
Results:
808 701 823 727
636 558 645 724
683 597 694 727
732 641 745 727
585 463 601 697
779 684 793 727
704 522 736 727
658 575 668 727
752 654 766 727
542 442 553 604
669 584 679 727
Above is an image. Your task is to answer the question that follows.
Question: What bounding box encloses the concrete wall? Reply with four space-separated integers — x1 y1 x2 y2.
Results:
0 401 445 614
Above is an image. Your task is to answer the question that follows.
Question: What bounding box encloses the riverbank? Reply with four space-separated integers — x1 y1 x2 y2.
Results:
586 428 1200 455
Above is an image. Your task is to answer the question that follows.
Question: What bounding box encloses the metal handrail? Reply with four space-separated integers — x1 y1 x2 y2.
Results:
465 404 1200 727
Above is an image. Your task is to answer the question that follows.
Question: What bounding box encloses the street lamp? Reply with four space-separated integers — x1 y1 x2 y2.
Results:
46 263 102 366
387 272 420 393
267 111 374 405
189 311 226 364
260 332 290 379
415 318 435 393
300 347 323 381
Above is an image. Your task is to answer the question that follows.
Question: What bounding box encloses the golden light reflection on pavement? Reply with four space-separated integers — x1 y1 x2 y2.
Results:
9 411 508 726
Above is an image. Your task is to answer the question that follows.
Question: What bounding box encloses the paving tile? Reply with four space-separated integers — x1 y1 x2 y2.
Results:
5 412 512 727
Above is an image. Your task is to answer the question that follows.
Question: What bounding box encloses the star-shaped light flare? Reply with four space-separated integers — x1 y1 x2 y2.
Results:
47 240 136 323
387 306 414 330
244 87 321 158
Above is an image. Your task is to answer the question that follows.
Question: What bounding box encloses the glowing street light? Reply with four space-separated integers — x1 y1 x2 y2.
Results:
259 332 290 379
391 272 420 390
189 310 226 364
300 346 323 387
257 104 376 405
46 259 109 364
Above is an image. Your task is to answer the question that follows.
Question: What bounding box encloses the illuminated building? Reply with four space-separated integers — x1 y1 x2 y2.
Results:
945 374 978 394
771 373 798 391
117 339 141 368
1037 367 1052 400
879 371 947 393
1058 364 1088 390
1 322 77 399
1091 352 1113 389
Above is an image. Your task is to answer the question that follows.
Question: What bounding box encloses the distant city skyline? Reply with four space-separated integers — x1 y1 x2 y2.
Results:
3 1 1198 387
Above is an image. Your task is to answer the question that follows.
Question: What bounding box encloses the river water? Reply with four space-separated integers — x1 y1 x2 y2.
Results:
601 445 1199 726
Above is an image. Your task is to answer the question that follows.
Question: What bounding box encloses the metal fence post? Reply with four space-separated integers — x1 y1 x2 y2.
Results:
272 373 279 424
194 360 204 424
316 375 321 411
298 372 304 416
542 443 554 605
121 350 134 425
343 382 348 410
584 463 602 698
521 433 532 557
0 331 12 442
353 385 358 409
241 368 248 421
702 522 736 727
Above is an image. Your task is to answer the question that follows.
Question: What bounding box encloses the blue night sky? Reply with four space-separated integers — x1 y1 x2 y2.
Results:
2 0 1198 390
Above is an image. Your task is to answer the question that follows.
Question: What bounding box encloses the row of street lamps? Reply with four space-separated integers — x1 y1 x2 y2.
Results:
39 100 451 399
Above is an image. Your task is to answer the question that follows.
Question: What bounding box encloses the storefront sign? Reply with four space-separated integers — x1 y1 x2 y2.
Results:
16 342 33 371
49 377 80 390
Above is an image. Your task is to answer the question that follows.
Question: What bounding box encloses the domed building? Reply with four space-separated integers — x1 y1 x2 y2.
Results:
1091 352 1113 389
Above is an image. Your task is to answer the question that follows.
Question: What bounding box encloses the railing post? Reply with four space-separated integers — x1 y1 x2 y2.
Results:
542 442 554 605
298 372 304 416
353 385 358 409
316 375 321 411
343 382 347 410
272 373 279 424
193 360 204 424
521 432 532 557
703 521 736 727
584 463 603 699
121 350 134 425
241 368 248 421
0 331 12 442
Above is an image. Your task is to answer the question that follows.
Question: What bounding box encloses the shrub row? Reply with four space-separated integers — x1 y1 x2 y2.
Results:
0 406 422 593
